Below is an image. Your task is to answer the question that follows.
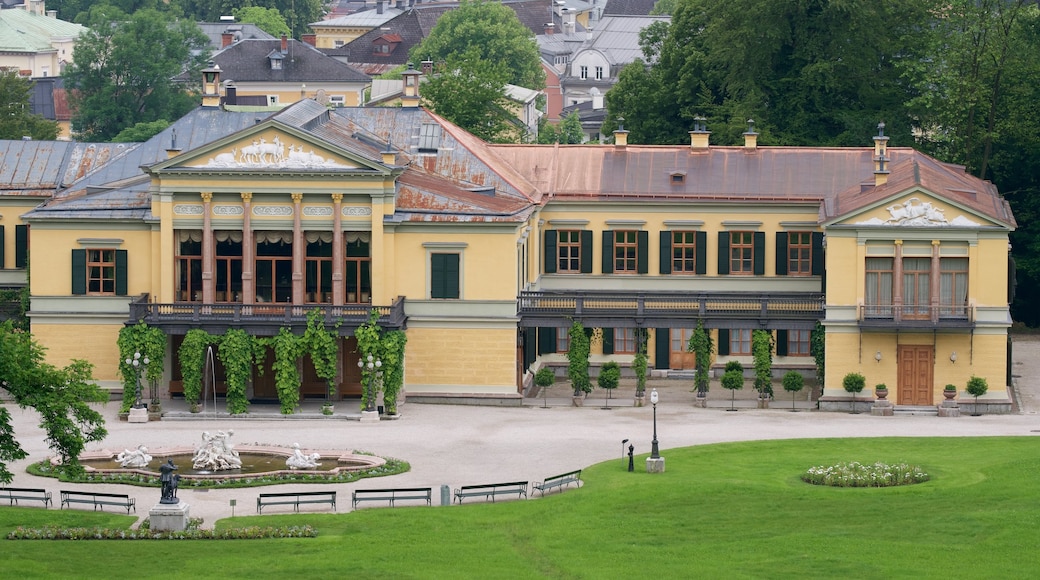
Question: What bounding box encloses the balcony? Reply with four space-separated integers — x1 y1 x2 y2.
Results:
858 304 974 330
127 295 407 336
518 290 824 329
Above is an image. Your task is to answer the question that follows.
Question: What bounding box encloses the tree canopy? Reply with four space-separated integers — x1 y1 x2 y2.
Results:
233 6 291 38
537 112 585 144
0 322 108 483
0 72 59 141
63 6 210 142
420 49 523 143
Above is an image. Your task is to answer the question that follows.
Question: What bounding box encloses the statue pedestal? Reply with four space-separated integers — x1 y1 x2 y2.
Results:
646 457 665 473
128 407 149 423
360 410 380 423
149 501 190 532
871 399 894 416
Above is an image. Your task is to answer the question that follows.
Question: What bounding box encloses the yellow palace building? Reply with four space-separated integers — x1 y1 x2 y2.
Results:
1 72 1015 413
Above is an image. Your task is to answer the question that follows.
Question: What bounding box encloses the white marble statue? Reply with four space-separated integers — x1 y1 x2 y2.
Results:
192 429 243 471
116 445 152 468
285 443 322 470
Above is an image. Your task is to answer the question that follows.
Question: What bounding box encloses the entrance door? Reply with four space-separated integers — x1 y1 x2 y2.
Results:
252 349 278 400
340 337 363 397
897 345 933 405
669 328 697 370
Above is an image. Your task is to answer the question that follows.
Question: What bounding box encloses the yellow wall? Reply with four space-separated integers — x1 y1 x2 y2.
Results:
405 327 516 391
29 227 151 295
313 27 371 49
33 323 122 383
392 231 519 300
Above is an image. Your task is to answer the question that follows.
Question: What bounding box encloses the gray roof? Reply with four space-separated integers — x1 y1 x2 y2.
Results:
580 15 668 65
196 22 276 52
206 38 370 83
0 139 136 198
603 0 659 16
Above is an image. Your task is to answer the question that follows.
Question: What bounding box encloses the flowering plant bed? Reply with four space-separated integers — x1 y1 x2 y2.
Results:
801 461 929 487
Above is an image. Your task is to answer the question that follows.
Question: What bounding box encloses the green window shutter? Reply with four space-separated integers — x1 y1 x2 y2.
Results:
655 328 670 369
717 329 730 355
811 232 824 276
538 327 557 354
696 231 707 275
15 224 28 268
0 225 5 268
71 249 86 295
115 250 128 295
602 327 614 355
659 231 672 274
776 330 789 356
523 328 537 369
544 230 557 274
431 253 460 299
637 230 649 274
717 232 730 275
601 230 614 273
580 230 593 273
753 232 765 275
775 232 788 276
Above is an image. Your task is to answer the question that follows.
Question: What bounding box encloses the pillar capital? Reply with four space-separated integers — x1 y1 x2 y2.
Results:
291 193 304 204
331 193 343 203
200 192 213 203
241 192 252 203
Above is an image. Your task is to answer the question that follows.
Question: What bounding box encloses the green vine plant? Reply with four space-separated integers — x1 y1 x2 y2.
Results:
688 320 714 395
752 329 775 398
380 329 408 415
354 310 385 412
116 322 166 413
810 321 825 388
632 328 648 395
179 329 215 410
303 310 339 404
567 320 592 397
271 327 304 415
218 328 254 415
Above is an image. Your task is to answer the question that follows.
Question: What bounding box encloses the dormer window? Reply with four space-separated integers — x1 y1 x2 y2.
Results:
267 50 284 70
418 123 442 153
372 34 402 57
670 172 686 185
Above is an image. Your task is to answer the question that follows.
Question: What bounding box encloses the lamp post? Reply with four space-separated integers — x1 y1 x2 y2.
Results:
124 351 149 410
357 353 382 413
650 388 660 459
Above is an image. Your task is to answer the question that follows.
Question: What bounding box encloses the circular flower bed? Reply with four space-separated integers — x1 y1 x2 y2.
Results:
801 461 929 487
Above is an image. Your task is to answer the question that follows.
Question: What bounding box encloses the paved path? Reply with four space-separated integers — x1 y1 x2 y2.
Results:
3 338 1038 528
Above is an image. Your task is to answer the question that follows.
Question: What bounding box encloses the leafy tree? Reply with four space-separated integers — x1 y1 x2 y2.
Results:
420 49 522 143
0 72 59 141
64 6 210 141
782 371 804 412
688 320 714 395
752 330 774 398
966 375 989 414
842 372 866 414
410 0 545 90
177 0 324 37
0 321 107 482
721 361 744 412
597 361 621 403
567 320 592 397
111 119 171 143
234 6 291 38
538 112 584 144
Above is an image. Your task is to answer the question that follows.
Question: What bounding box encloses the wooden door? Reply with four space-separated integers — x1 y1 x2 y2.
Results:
897 345 933 405
339 337 362 397
669 328 697 370
252 348 278 400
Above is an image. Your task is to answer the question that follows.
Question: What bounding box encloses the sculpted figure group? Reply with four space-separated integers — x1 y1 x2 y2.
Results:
192 429 242 471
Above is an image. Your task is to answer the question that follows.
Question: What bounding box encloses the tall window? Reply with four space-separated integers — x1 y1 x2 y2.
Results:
305 238 333 303
255 236 293 303
595 66 604 80
788 330 811 356
787 232 812 275
176 236 202 302
672 231 697 273
431 253 460 299
730 232 754 274
614 328 636 354
903 258 931 318
730 329 752 355
556 327 570 353
865 257 894 317
87 249 116 294
940 258 968 316
215 235 242 303
345 239 371 303
579 65 588 79
614 231 638 273
558 230 581 272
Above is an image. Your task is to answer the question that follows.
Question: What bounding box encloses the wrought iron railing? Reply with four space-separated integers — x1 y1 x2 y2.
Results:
859 304 973 327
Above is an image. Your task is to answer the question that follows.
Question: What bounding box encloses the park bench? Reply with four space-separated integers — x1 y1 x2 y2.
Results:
454 481 528 504
0 487 53 508
352 487 432 509
60 490 135 514
533 469 582 497
256 490 336 514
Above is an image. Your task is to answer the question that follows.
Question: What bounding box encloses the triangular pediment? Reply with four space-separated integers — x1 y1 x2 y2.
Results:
826 188 1005 229
148 122 389 174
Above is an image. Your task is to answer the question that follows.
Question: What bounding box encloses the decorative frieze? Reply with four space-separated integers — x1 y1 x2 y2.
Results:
213 205 244 216
174 204 204 215
303 206 334 217
342 206 372 216
253 205 294 217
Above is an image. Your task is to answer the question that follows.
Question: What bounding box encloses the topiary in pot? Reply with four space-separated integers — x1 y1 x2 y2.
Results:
842 372 866 414
598 360 621 404
966 376 988 415
782 371 804 411
722 368 744 412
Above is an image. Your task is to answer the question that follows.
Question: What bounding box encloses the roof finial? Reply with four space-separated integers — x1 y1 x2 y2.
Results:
877 121 885 137
617 116 624 131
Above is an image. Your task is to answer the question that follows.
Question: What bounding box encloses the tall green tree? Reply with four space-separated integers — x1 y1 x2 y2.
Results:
64 6 210 141
420 49 522 143
234 6 291 38
537 111 585 144
177 0 324 37
410 0 545 90
0 72 59 141
0 322 107 483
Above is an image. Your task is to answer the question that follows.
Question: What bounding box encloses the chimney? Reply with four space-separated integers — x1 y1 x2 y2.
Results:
613 117 629 149
873 121 890 186
553 0 566 16
591 87 603 110
166 129 182 158
280 34 288 54
302 34 316 47
221 33 234 48
401 63 421 108
377 1 384 14
743 119 758 150
225 81 237 106
201 62 222 108
563 10 576 34
381 149 396 164
420 59 433 75
689 116 710 149
47 10 57 18
544 22 554 35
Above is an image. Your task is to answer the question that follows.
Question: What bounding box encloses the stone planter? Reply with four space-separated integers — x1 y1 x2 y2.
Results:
943 389 957 400
757 393 770 409
875 388 888 400
572 395 584 407
694 391 707 408
634 393 645 407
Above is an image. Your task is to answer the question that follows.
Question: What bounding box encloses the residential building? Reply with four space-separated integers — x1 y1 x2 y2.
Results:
309 0 406 49
0 0 85 78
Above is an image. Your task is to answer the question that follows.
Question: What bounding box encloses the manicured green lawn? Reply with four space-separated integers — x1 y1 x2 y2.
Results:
2 437 1038 579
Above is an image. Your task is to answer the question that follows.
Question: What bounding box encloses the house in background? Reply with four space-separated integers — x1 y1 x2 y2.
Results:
196 20 276 53
0 0 85 78
309 0 406 49
27 76 71 139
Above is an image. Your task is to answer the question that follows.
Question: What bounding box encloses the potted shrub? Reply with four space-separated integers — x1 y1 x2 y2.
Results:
535 366 555 408
966 376 988 415
944 383 957 400
782 371 804 412
842 372 866 413
875 383 889 400
321 402 334 416
721 362 744 412
598 361 621 405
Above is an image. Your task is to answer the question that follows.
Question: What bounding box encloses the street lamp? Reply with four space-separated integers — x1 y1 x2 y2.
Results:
124 351 149 409
650 388 660 459
357 353 382 413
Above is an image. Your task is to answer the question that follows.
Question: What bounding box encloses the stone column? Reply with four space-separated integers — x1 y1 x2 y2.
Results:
292 193 304 305
931 240 941 323
892 240 903 322
331 193 344 306
201 192 214 303
241 193 254 303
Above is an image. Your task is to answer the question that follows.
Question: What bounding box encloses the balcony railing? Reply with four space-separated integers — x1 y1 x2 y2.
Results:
858 304 974 329
518 290 824 328
127 295 407 335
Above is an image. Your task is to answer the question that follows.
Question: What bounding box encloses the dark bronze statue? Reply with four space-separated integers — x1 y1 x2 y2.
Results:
159 459 180 504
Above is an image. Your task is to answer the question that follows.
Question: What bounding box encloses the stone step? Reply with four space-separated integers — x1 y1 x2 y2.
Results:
893 405 939 416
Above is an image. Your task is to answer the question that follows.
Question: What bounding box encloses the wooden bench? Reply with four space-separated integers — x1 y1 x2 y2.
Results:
256 490 336 514
352 487 432 509
60 490 135 514
454 481 528 504
0 487 53 508
533 469 582 497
